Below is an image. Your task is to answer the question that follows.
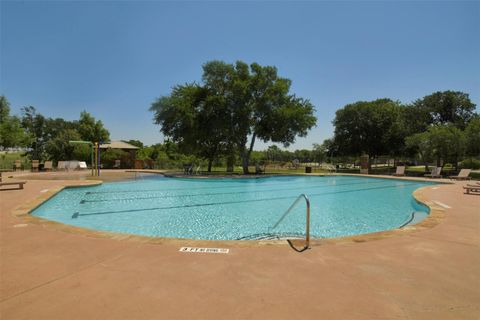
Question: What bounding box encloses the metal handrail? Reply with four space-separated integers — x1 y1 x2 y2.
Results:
272 194 311 252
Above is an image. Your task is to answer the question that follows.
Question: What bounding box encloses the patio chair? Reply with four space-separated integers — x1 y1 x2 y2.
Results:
194 165 201 175
13 160 22 171
57 161 67 171
463 185 480 195
113 159 121 169
44 161 53 171
424 166 442 178
450 169 471 180
392 166 405 177
79 161 88 169
31 160 39 172
0 172 26 190
255 163 264 174
183 164 193 175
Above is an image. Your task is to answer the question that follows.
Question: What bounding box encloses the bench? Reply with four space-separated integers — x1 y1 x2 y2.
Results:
0 172 27 190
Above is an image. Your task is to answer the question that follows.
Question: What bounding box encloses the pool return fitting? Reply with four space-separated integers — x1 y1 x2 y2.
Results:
272 194 311 252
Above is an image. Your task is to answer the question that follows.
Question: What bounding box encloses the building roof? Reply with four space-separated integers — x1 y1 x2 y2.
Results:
99 140 140 150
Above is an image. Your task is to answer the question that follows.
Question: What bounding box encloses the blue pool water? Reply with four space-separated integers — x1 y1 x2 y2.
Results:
31 175 433 240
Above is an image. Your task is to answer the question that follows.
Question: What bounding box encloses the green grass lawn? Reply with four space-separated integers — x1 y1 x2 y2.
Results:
0 152 30 170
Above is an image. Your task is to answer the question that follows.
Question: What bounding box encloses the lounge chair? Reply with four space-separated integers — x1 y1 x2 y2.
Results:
57 161 67 171
13 160 22 171
44 161 53 171
31 160 39 172
463 185 480 195
79 161 88 169
194 165 201 175
424 166 442 178
392 166 405 176
113 159 121 169
450 169 471 180
255 163 264 174
67 160 80 170
0 172 26 190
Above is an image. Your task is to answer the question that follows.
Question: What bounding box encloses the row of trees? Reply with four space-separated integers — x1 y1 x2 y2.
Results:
0 96 109 163
327 91 479 170
150 60 317 173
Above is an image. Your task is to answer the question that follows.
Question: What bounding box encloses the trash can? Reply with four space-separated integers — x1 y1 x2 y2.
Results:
305 166 312 173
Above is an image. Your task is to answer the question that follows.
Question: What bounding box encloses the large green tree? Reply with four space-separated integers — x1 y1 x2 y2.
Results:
332 99 404 167
407 125 466 171
151 60 317 173
465 116 480 158
0 96 30 149
151 83 227 171
77 111 110 143
405 91 476 132
238 62 316 173
405 132 435 171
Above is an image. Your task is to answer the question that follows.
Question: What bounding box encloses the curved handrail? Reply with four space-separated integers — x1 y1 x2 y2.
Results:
272 194 311 252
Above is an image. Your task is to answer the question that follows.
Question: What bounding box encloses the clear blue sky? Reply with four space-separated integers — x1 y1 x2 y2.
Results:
1 1 479 150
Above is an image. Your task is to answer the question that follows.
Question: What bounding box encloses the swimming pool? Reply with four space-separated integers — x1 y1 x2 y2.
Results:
31 175 433 240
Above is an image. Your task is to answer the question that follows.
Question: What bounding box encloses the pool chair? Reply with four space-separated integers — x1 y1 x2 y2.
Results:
78 161 88 170
463 184 480 195
57 161 67 171
255 163 265 174
392 166 405 176
194 165 201 175
31 160 39 172
450 169 471 180
424 166 442 178
13 160 22 171
113 159 121 169
44 161 53 171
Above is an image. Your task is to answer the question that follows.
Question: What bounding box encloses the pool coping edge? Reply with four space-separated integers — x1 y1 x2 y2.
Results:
11 177 446 248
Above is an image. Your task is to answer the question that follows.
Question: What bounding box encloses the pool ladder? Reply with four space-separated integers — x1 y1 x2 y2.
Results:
272 194 311 252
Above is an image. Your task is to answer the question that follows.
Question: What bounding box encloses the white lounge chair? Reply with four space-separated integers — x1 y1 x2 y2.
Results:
194 165 201 175
57 161 67 171
79 161 88 170
392 166 405 177
31 160 39 172
44 161 53 171
450 169 471 180
425 166 442 178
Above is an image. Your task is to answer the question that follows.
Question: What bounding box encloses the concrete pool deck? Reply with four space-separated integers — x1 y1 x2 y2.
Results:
1 171 479 319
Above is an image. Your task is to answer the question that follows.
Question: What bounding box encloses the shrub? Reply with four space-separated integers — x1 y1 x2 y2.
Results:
460 159 480 170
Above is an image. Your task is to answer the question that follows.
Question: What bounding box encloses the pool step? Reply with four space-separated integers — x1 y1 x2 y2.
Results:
237 232 306 241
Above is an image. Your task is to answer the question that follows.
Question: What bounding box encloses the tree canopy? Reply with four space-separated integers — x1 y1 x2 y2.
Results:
332 99 403 164
0 96 30 149
150 60 317 173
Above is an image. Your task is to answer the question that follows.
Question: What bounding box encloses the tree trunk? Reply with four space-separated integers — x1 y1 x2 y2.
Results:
208 159 213 172
241 133 257 174
226 153 235 173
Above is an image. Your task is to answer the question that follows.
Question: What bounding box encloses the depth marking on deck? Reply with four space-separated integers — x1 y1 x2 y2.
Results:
431 187 440 190
40 189 49 193
433 201 451 209
179 247 229 254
